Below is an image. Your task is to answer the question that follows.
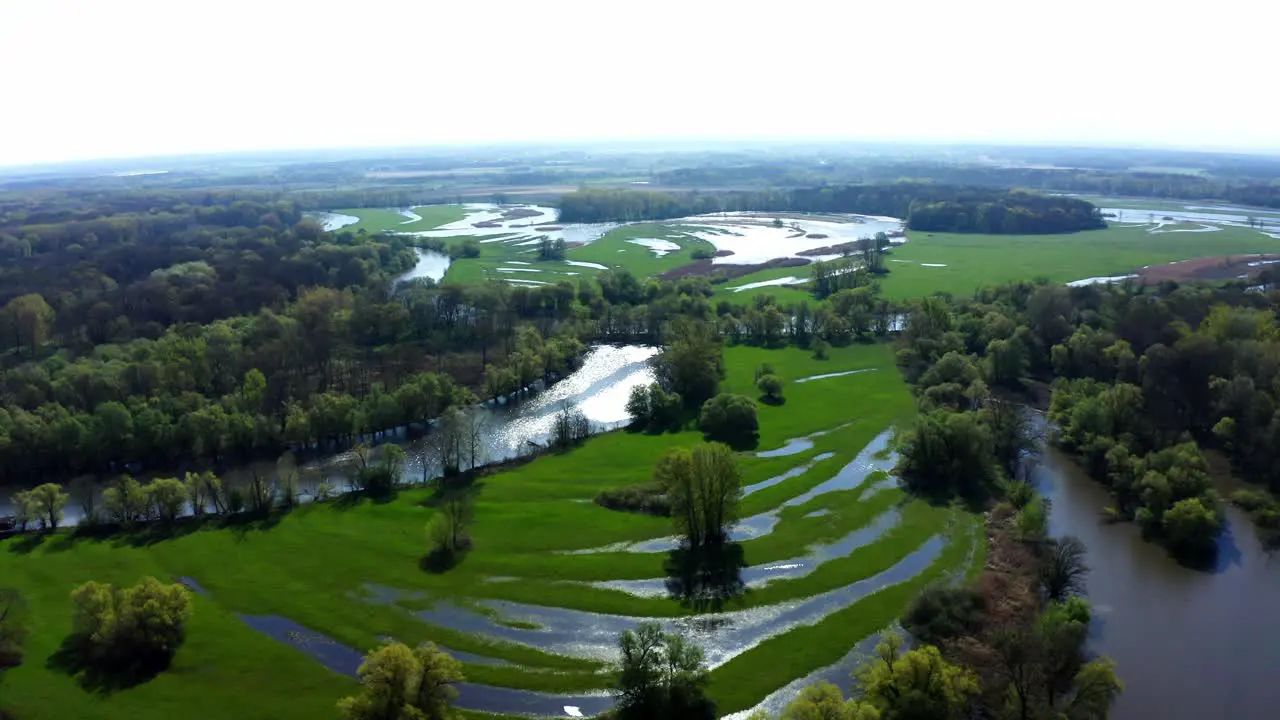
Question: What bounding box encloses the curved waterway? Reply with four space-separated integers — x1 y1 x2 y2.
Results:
0 345 657 524
392 247 452 287
1035 448 1280 719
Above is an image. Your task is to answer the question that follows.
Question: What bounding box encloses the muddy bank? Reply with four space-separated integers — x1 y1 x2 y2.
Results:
659 256 809 281
1137 254 1280 283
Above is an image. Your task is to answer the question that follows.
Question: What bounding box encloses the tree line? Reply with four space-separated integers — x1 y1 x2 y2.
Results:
896 275 1280 559
556 184 1105 234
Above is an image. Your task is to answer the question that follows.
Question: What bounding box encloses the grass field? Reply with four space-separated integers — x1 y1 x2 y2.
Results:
879 223 1280 300
335 205 470 234
567 224 715 278
0 343 981 720
709 222 1280 305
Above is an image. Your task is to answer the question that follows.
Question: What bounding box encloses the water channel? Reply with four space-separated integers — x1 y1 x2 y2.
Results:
1034 448 1280 720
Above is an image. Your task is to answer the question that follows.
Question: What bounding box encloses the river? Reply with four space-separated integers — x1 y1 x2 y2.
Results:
1034 448 1280 719
0 345 657 524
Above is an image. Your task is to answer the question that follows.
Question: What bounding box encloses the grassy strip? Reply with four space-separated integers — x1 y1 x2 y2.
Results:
334 205 470 234
707 513 981 713
568 224 715 278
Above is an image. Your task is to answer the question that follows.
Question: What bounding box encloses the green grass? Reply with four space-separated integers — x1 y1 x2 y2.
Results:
0 342 978 719
568 224 715 278
334 205 470 234
879 223 1280 300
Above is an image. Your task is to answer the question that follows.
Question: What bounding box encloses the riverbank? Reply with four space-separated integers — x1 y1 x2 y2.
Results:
0 342 984 720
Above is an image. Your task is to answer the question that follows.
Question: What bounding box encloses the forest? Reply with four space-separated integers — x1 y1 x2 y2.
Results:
894 275 1280 558
0 182 918 485
557 184 1105 234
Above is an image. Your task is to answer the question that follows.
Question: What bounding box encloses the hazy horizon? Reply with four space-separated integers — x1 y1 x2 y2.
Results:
2 0 1277 166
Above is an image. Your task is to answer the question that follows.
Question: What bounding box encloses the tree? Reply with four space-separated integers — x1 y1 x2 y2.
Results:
28 482 69 530
69 577 192 668
551 402 590 449
895 410 995 500
855 633 978 720
103 475 149 526
1162 497 1222 558
902 586 984 646
1 293 55 356
757 374 785 403
0 589 26 671
698 393 759 446
615 623 715 720
338 641 464 720
657 442 741 548
656 318 723 407
780 682 881 720
147 478 188 525
1040 536 1089 602
428 489 476 558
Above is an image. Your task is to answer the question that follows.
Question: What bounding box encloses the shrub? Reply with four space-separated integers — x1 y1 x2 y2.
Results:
811 339 830 360
698 394 759 445
551 403 590 449
902 586 984 646
69 577 192 668
595 483 671 516
756 374 784 402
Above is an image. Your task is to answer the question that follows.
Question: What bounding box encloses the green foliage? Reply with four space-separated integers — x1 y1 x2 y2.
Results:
69 577 192 667
778 681 881 720
147 478 187 524
337 641 464 720
855 632 979 720
551 403 590 449
615 623 716 720
103 475 149 526
1039 535 1090 603
24 483 69 530
901 586 984 647
699 394 760 445
895 410 995 500
0 589 27 671
656 442 742 549
656 318 724 408
626 383 683 432
1162 497 1223 558
757 374 785 402
812 339 830 360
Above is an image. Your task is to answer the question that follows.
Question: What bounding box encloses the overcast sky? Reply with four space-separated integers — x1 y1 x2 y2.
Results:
1 0 1276 166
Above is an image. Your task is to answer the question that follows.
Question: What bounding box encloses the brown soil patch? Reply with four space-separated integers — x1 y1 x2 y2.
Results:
534 225 564 231
659 256 810 281
805 233 829 239
565 242 585 249
714 250 735 257
500 207 544 221
1138 254 1280 283
798 241 860 257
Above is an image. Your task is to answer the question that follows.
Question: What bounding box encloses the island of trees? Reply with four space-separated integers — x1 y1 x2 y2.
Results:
558 184 1105 234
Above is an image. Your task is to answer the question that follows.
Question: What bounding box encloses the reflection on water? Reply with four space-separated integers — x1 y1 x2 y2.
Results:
592 430 896 554
413 536 943 668
592 509 902 597
393 248 452 287
237 612 614 716
0 345 657 526
1036 447 1280 720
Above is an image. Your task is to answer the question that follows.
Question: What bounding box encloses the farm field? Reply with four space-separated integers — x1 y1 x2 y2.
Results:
0 343 982 720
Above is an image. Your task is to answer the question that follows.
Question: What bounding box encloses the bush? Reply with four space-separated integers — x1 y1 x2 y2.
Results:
0 589 27 671
551 403 590 449
812 339 830 360
595 483 671 516
626 383 683 432
756 374 784 402
901 585 984 647
69 577 192 668
698 394 759 445
691 248 714 260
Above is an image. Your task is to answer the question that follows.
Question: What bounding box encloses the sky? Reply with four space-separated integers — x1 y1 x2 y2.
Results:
1 0 1277 166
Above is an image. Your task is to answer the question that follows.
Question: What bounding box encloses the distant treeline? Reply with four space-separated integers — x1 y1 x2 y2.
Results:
557 184 1105 234
657 162 1280 210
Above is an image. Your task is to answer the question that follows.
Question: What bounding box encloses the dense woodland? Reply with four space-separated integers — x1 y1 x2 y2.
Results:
558 184 1105 234
895 276 1280 557
0 184 913 485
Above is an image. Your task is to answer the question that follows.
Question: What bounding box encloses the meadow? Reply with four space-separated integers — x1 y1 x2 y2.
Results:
707 222 1280 305
0 343 982 720
334 205 471 234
